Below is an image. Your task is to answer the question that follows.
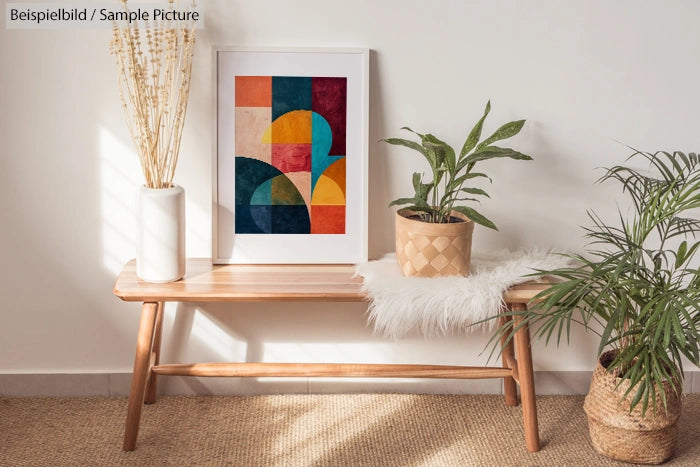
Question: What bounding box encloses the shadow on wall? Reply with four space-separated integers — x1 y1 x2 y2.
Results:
367 49 394 259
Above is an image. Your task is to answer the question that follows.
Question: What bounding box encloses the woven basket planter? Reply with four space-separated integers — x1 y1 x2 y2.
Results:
583 350 682 464
395 209 474 277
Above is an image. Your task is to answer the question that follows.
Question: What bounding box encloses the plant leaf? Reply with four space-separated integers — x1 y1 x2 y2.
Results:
400 127 425 138
451 205 498 230
476 120 526 150
462 146 533 165
447 172 493 192
460 187 491 198
388 197 431 210
460 100 490 157
423 139 446 170
424 134 456 175
381 137 426 155
675 240 688 268
411 172 433 201
382 137 436 171
412 172 422 193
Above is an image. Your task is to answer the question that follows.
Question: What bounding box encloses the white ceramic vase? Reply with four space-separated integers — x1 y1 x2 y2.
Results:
136 184 186 282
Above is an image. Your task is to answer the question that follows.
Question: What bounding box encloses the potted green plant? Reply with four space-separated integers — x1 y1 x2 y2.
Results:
381 101 532 277
494 150 700 464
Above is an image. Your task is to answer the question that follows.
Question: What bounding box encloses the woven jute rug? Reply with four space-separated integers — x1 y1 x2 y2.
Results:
2 394 699 466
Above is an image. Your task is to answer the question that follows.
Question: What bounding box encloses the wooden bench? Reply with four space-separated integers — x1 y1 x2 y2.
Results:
113 258 546 452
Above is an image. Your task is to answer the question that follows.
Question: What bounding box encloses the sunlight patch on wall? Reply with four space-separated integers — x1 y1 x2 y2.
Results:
99 127 141 275
261 342 401 363
100 127 210 263
185 194 210 256
191 309 248 360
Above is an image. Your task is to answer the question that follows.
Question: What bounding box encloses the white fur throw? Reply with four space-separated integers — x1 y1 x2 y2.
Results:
355 250 568 338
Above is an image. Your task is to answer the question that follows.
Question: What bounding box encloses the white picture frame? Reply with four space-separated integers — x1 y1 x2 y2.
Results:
212 47 369 264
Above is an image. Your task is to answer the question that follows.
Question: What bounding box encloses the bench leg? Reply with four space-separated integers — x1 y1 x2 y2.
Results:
513 306 540 452
123 302 158 451
145 301 164 404
500 314 518 407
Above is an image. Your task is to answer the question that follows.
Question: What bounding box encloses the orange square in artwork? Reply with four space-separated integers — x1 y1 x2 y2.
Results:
311 205 345 234
235 76 272 107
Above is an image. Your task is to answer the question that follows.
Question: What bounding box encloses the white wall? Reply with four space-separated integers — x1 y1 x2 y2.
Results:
1 0 699 392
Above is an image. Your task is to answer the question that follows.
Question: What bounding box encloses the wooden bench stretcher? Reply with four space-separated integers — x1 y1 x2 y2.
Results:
113 258 546 452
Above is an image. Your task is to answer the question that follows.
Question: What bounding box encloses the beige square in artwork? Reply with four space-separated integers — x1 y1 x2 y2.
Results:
235 107 272 163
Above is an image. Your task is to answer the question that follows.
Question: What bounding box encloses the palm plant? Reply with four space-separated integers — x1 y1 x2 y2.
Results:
381 101 532 229
495 150 700 415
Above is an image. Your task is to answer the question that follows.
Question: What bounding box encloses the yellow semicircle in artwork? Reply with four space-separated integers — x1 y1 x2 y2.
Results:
261 110 312 144
322 158 346 198
311 175 345 205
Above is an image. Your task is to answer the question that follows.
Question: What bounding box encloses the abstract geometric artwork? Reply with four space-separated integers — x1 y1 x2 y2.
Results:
214 48 368 264
234 76 347 234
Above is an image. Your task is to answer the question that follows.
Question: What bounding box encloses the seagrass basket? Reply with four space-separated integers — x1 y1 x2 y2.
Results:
395 209 474 277
583 350 682 464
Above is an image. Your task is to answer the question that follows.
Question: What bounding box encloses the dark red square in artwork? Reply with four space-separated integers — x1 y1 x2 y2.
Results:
312 77 347 156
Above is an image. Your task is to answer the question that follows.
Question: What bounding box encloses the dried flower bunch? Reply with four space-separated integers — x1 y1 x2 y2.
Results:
110 0 196 189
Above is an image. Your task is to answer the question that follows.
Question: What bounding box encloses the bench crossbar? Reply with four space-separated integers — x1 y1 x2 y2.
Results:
151 362 514 379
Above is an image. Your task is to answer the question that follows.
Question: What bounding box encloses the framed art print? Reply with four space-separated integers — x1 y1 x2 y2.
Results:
213 48 369 264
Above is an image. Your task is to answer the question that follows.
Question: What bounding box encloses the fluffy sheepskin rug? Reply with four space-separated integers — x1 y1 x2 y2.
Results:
355 249 569 338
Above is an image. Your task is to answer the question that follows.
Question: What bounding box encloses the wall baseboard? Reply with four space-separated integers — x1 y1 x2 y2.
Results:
1 371 698 397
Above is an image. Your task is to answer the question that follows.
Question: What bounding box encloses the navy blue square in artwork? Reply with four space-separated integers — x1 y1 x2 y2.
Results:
235 204 270 234
249 205 272 233
272 77 312 120
271 205 311 234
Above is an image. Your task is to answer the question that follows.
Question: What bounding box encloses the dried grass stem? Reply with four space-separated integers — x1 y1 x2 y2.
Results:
110 1 196 189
